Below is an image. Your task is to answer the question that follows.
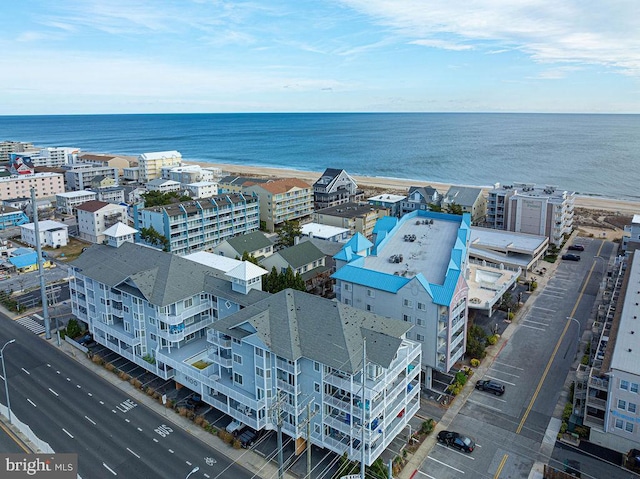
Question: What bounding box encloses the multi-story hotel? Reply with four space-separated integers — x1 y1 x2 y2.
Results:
65 164 119 191
133 194 260 255
332 210 471 387
0 141 36 162
486 183 574 245
138 151 182 183
242 178 314 232
69 242 421 466
0 172 65 201
11 146 78 168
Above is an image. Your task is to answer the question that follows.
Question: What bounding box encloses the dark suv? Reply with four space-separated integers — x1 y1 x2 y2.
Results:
475 379 505 396
562 253 581 261
568 244 585 251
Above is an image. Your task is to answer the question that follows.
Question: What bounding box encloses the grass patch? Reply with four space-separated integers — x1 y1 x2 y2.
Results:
191 360 212 370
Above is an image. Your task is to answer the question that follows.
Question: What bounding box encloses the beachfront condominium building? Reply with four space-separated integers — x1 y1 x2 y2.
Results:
11 146 79 168
313 168 363 209
0 141 36 162
574 252 640 454
138 151 182 183
368 194 406 218
76 200 129 244
161 165 222 184
0 172 65 201
55 191 97 215
442 186 487 224
313 202 389 239
75 153 136 175
486 183 575 246
332 210 471 388
133 193 260 255
242 178 314 232
623 214 640 252
65 164 119 191
68 242 421 466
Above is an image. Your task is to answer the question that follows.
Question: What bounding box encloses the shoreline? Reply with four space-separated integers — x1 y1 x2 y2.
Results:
184 160 640 216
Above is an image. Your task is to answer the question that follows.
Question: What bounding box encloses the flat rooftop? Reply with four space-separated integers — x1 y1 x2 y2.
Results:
610 253 640 375
470 227 547 253
364 216 460 285
301 222 349 239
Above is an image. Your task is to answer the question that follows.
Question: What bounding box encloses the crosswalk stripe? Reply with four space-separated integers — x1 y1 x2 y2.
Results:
15 316 46 334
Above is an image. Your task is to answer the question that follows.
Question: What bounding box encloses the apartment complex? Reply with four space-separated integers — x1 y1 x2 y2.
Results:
314 202 388 239
242 178 314 232
76 200 128 244
20 220 69 248
486 183 574 245
75 153 135 174
575 252 640 453
13 146 78 168
313 168 363 209
55 191 97 215
69 243 421 465
0 172 65 201
0 141 36 161
623 215 640 252
133 194 260 255
138 151 182 183
65 164 119 191
332 210 471 386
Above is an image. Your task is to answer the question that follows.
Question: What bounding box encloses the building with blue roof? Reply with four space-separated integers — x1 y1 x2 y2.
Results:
333 210 471 387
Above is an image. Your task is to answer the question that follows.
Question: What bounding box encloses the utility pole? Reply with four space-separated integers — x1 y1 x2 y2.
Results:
297 400 318 478
270 390 287 479
31 188 51 340
360 338 367 479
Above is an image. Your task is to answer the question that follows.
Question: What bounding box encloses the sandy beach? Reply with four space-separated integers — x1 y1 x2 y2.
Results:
187 160 640 216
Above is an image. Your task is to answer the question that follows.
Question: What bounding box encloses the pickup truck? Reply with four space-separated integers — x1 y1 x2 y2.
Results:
225 419 245 436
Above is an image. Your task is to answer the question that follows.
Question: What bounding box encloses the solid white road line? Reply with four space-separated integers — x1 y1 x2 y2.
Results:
493 361 524 370
485 375 516 386
467 398 503 412
27 399 37 408
127 448 140 459
429 455 468 470
48 388 59 397
85 416 96 425
103 463 117 475
522 324 546 331
523 319 550 326
168 449 174 454
532 306 555 312
62 428 74 438
488 368 520 378
21 368 30 375
186 461 192 466
416 471 437 479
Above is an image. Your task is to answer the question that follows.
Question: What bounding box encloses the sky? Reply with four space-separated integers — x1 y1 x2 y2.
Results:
1 0 639 115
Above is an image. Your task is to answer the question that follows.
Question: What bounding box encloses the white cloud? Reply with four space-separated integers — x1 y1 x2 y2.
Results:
410 39 473 51
339 0 640 76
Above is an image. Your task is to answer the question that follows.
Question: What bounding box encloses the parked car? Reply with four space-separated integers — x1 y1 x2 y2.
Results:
238 428 259 448
562 254 581 261
475 379 505 396
437 431 475 452
185 394 204 410
225 419 245 436
568 244 585 251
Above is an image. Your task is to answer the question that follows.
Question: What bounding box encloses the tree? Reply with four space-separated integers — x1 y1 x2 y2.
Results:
139 226 169 251
445 202 463 215
428 203 442 212
241 251 259 265
141 191 182 207
276 220 302 248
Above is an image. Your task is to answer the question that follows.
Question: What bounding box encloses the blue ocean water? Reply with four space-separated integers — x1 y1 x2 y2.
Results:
0 113 638 201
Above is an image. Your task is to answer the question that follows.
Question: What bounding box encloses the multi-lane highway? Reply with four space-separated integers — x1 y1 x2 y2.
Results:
418 238 617 478
0 310 254 479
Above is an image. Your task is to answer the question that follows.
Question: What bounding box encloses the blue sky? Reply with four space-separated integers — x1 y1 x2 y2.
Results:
2 0 639 114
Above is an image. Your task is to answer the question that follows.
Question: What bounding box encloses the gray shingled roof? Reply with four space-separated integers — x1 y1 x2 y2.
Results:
226 231 273 256
71 242 268 307
213 289 411 373
276 241 324 269
444 186 483 208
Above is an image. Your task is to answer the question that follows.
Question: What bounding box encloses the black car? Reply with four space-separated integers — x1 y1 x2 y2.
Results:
562 254 581 261
475 379 505 396
238 428 258 448
568 244 585 251
437 431 475 452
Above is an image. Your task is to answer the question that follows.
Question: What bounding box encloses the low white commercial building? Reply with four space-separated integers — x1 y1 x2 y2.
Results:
301 223 350 242
146 178 181 193
184 182 218 199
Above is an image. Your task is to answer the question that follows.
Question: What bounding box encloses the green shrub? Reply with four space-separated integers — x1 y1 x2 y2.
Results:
421 419 435 434
455 371 468 386
581 354 589 365
562 403 573 422
487 335 498 345
470 358 480 367
66 318 82 339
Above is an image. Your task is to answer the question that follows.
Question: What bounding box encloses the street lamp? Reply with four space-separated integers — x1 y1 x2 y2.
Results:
185 466 199 479
567 317 580 360
1 339 16 424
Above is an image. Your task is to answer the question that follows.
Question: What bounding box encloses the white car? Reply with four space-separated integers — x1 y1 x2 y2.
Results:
225 419 244 435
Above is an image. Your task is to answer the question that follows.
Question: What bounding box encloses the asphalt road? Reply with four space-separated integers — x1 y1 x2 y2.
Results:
0 312 254 479
419 237 615 479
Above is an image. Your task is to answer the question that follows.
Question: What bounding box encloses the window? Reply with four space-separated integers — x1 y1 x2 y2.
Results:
403 299 413 308
232 353 242 364
416 334 425 341
314 424 320 434
314 362 320 372
150 333 157 341
256 367 264 377
149 317 156 325
632 383 639 393
416 318 424 326
417 302 426 311
366 304 373 312
233 373 243 385
344 299 351 305
123 305 129 313
615 418 624 429
257 388 264 400
366 289 375 298
124 322 131 333
621 380 630 390
314 383 320 393
618 399 627 410
626 422 635 433
343 283 351 292
403 314 412 322
256 348 264 357
629 403 637 414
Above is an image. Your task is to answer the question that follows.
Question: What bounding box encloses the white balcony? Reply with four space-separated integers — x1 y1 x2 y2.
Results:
158 302 212 326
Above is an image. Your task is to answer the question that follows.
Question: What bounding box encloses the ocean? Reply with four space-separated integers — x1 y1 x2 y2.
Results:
1 113 638 201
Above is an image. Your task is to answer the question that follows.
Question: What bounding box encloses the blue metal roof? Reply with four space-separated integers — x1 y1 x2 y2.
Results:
345 232 373 254
332 265 410 293
372 216 397 235
9 250 37 268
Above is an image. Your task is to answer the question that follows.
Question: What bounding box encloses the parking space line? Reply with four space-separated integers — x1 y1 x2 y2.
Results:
467 398 503 412
521 324 546 331
416 471 437 479
523 319 550 326
532 306 555 312
485 375 515 386
430 454 469 470
493 361 523 370
488 368 520 378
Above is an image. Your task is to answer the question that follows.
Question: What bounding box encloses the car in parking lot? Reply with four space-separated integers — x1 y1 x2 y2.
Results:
238 428 259 448
225 419 245 436
562 253 581 261
475 379 505 396
437 431 475 452
568 244 585 251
